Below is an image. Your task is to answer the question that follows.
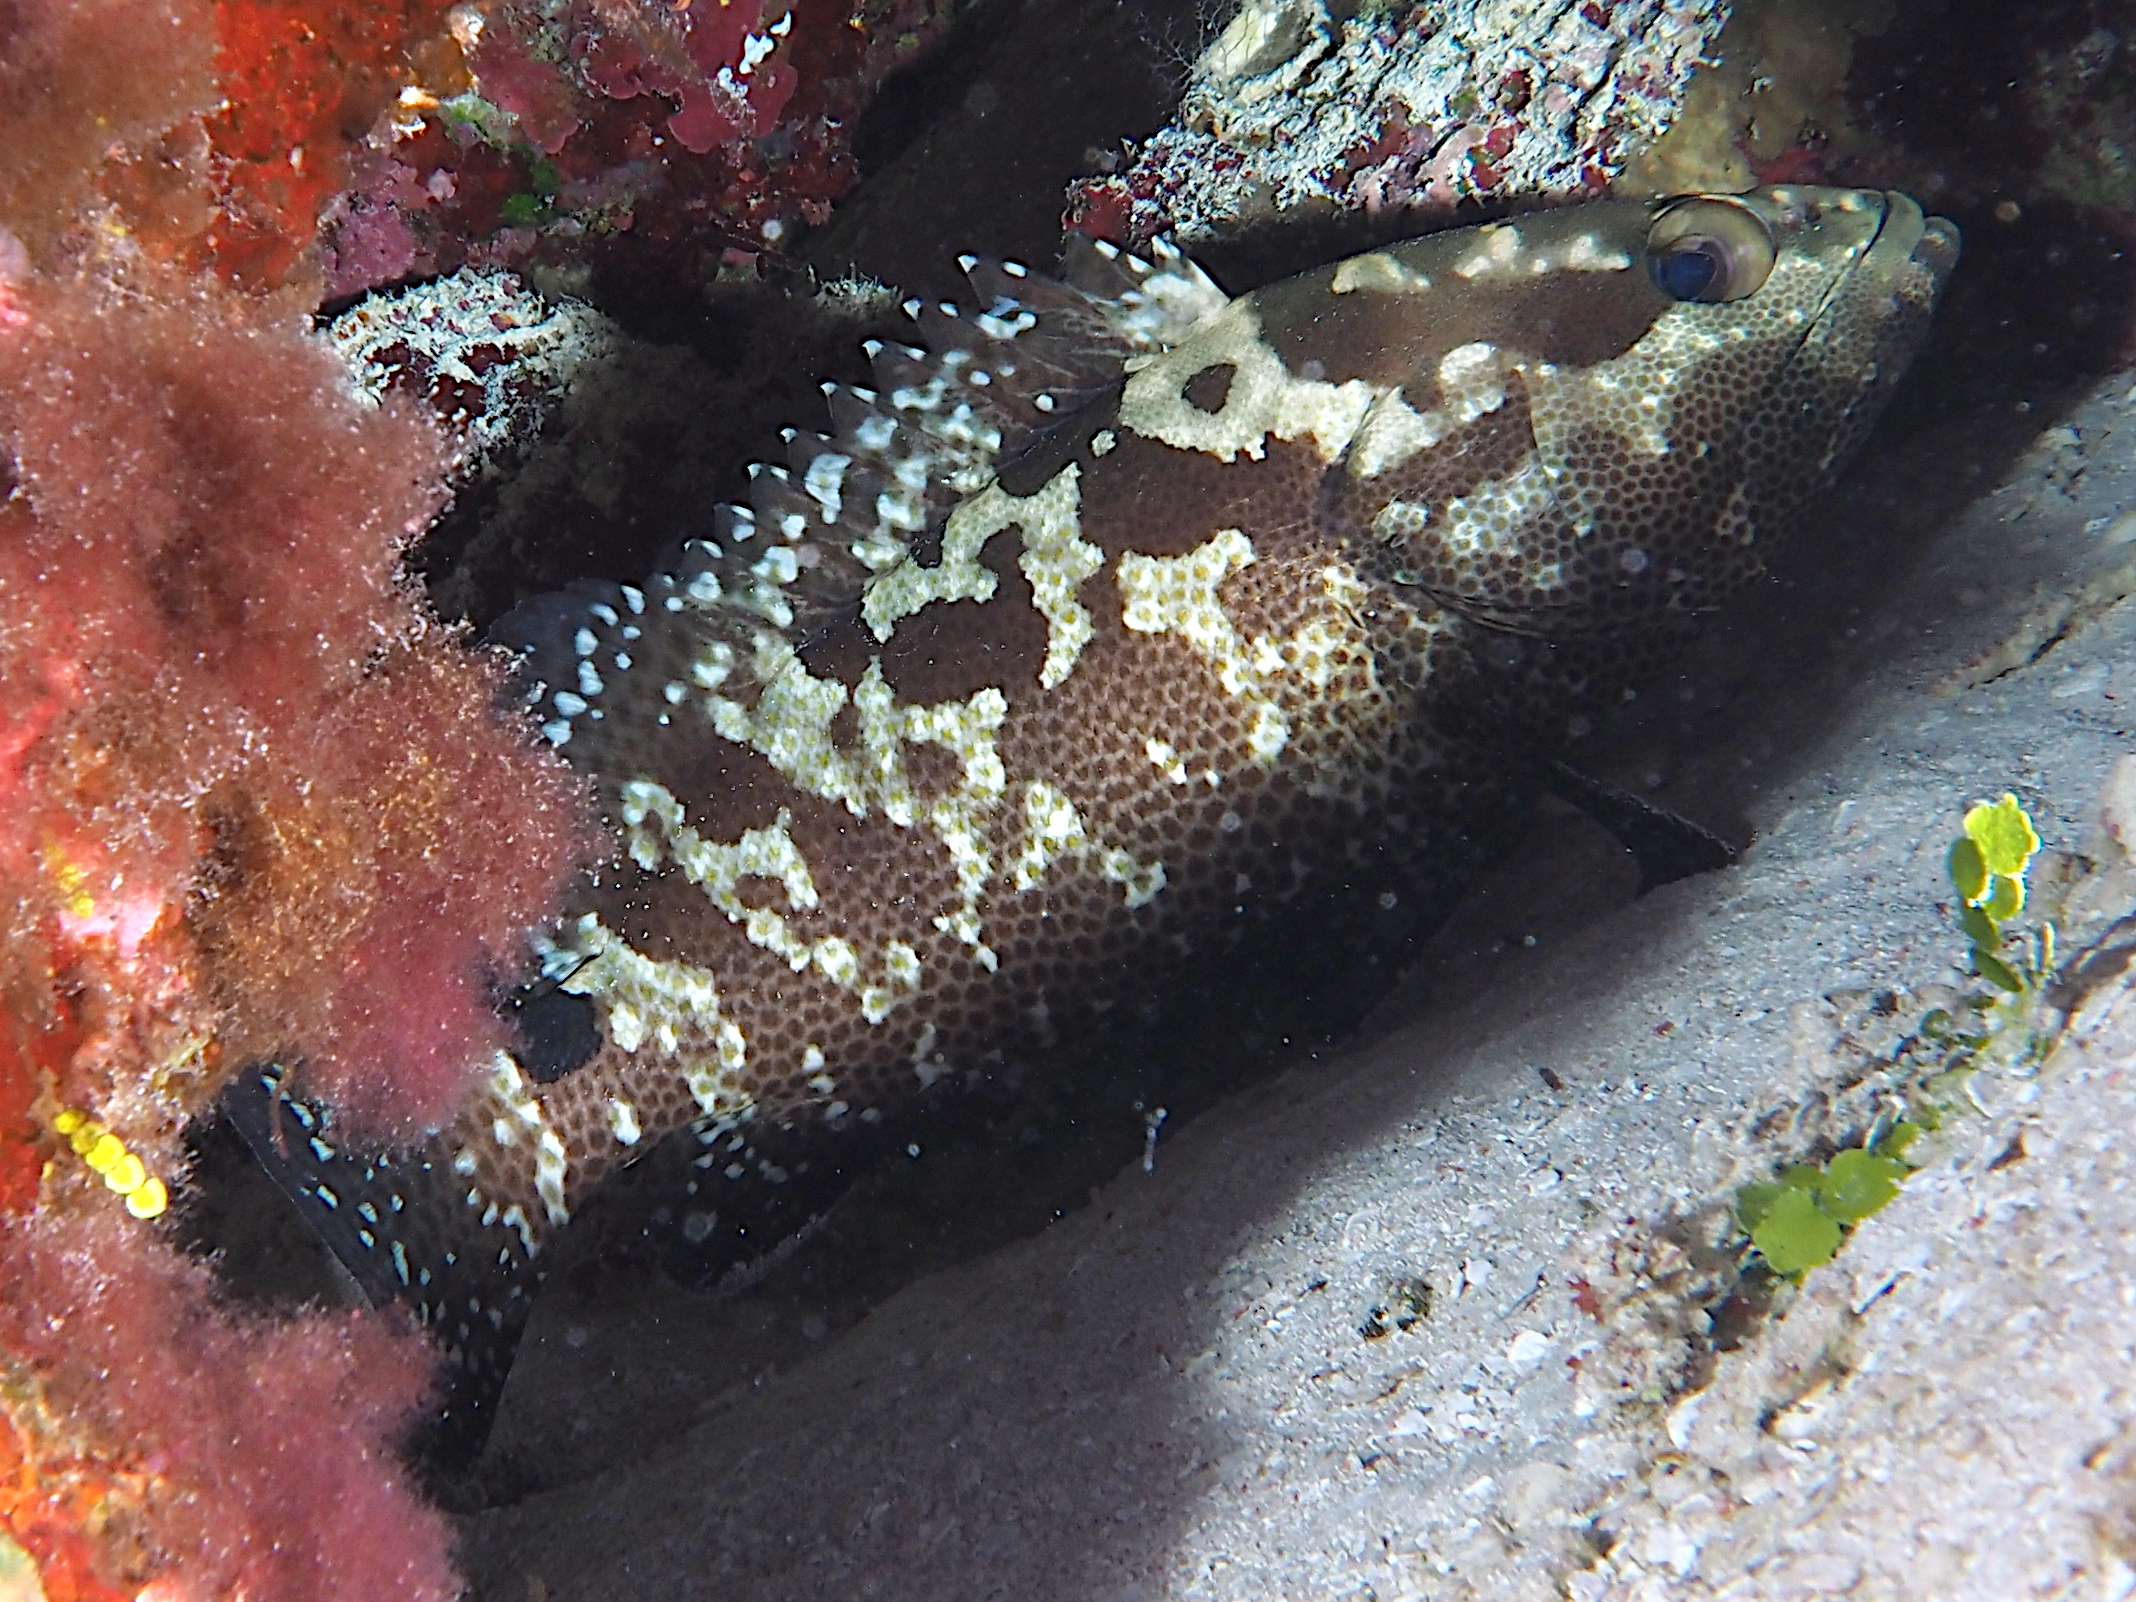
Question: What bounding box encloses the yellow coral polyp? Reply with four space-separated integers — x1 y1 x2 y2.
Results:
49 1109 169 1220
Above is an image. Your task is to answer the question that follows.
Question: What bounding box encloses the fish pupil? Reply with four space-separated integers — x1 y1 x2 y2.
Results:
1649 239 1723 301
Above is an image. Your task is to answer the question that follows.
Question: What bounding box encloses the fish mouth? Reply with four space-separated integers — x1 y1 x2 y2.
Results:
1760 187 1959 487
1792 188 1961 344
1862 188 1963 298
1914 211 1964 285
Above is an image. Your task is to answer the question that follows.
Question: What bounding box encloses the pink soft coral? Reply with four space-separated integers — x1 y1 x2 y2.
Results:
0 1 603 1594
0 1199 457 1602
0 259 592 1143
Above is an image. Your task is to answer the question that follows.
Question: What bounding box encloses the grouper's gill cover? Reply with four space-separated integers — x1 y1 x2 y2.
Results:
233 188 1958 1457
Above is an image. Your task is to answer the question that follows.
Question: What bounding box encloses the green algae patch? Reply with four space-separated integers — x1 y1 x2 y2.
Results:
1736 1125 1920 1277
1736 795 2053 1280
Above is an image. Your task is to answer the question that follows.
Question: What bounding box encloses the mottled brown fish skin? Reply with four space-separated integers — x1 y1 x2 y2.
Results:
247 187 1956 1442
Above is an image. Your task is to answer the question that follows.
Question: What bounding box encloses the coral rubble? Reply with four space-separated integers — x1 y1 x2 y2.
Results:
1066 0 1728 246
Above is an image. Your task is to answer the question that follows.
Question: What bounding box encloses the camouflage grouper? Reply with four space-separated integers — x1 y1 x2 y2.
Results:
237 185 1958 1452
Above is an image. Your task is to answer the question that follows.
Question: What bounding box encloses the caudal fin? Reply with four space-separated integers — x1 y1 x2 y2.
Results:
222 1064 544 1468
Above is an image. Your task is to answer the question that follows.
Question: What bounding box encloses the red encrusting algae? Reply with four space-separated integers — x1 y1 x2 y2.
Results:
5 0 958 298
202 0 467 287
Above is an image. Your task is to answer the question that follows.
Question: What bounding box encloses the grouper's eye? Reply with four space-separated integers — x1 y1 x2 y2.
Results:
1644 198 1777 303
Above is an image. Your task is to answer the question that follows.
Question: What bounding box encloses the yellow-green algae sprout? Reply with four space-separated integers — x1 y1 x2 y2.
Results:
1736 794 2048 1278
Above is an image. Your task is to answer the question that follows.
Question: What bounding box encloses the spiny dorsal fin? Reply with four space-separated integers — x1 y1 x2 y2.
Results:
493 241 1231 769
1057 234 1231 351
864 242 1229 485
490 558 762 764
